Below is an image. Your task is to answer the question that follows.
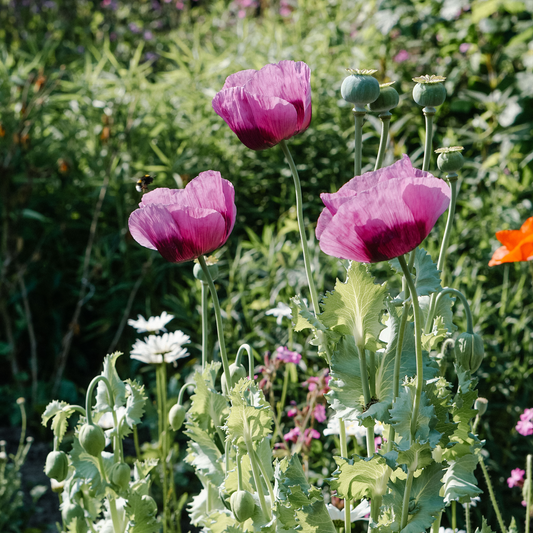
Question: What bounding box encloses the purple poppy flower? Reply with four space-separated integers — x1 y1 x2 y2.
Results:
128 171 236 263
212 60 311 151
316 155 451 263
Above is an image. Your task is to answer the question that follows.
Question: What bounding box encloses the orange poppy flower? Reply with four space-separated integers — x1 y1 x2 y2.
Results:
488 216 533 266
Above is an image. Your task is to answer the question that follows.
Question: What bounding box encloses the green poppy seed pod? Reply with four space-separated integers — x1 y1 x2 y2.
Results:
221 362 248 395
341 69 380 107
110 462 131 491
368 83 400 113
193 261 219 282
44 450 69 482
455 332 484 372
475 397 488 417
230 489 256 522
79 423 106 457
436 147 465 173
168 403 187 431
412 75 447 107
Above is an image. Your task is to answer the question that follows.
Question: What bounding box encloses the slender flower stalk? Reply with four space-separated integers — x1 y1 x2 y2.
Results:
354 109 365 176
201 281 209 369
465 503 472 533
422 107 436 172
156 362 170 532
279 140 321 316
428 288 474 335
452 500 457 532
374 112 391 171
338 418 352 533
198 255 233 391
479 456 507 533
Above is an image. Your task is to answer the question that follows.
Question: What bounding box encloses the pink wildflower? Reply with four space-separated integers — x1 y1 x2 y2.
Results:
175 1 184 8
303 428 320 446
284 427 301 443
313 404 327 423
374 436 383 452
516 408 533 436
393 50 410 63
287 407 298 417
459 43 471 53
507 468 525 489
276 346 302 364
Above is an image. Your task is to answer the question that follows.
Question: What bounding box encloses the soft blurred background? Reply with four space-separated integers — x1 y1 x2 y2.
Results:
0 0 532 530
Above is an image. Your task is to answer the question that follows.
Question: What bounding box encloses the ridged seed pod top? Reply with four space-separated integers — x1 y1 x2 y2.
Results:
341 69 380 107
412 75 447 107
435 146 465 173
368 82 400 113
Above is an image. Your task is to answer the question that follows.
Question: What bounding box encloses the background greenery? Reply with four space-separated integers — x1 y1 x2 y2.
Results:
0 0 532 530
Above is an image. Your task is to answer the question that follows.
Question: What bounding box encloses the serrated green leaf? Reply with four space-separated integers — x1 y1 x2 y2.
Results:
41 400 78 444
391 249 442 297
442 454 482 503
396 442 433 471
226 378 273 447
385 462 444 533
422 316 449 351
70 438 112 496
474 516 496 533
126 491 159 533
425 378 457 447
122 379 147 435
330 455 390 500
389 386 441 451
185 424 225 486
274 501 299 531
294 500 336 533
274 454 310 502
134 458 159 479
290 296 325 333
203 510 241 533
321 262 387 351
95 352 126 412
420 293 457 334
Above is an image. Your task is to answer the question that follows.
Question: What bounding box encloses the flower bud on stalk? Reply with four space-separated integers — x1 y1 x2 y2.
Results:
475 397 488 417
221 362 247 395
341 69 380 108
436 146 465 174
110 462 131 491
79 423 106 457
412 75 447 108
44 450 69 482
368 82 399 114
230 489 256 522
168 403 187 431
193 258 219 282
455 332 485 372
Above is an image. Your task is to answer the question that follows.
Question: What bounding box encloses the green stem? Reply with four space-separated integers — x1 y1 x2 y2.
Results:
272 363 291 446
432 511 443 533
236 449 243 491
156 364 169 533
339 418 351 533
424 177 458 333
479 456 507 533
15 399 26 464
279 140 320 316
85 376 115 425
236 343 254 379
133 425 141 459
374 112 391 171
431 288 474 334
452 500 457 532
422 106 435 172
465 503 472 533
500 264 510 318
245 435 270 520
97 455 122 533
253 446 275 507
401 467 415 529
356 345 374 458
201 281 209 370
526 455 532 533
198 255 232 391
366 426 375 458
397 255 424 443
368 351 376 398
353 107 366 176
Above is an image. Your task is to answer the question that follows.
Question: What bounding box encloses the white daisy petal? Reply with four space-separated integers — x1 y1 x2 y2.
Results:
130 330 190 365
128 311 175 334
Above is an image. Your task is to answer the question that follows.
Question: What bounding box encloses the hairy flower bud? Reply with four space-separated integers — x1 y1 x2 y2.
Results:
221 362 248 395
110 462 131 491
44 450 69 482
230 489 256 522
168 403 187 431
79 423 106 457
475 397 488 417
341 69 380 107
455 332 484 372
412 75 447 107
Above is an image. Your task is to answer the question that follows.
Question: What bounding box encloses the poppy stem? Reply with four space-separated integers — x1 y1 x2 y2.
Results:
198 255 232 392
354 107 366 176
279 140 321 317
374 112 391 171
422 106 436 172
201 281 209 370
338 418 352 533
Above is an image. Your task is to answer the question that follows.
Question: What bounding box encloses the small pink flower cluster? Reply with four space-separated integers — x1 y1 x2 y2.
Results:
276 346 302 364
233 0 258 18
256 347 303 393
283 427 320 446
507 468 525 489
516 408 533 436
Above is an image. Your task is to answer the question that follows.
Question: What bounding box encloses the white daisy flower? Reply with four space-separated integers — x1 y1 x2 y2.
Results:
265 302 292 325
130 330 190 365
326 500 370 522
323 417 383 445
128 311 174 333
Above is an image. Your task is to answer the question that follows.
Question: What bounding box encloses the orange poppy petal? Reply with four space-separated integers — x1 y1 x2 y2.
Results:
496 216 533 248
520 216 533 235
488 245 510 267
498 233 533 263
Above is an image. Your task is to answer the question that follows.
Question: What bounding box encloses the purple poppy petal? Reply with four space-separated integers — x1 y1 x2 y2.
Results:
318 177 450 263
183 171 237 239
128 204 181 253
140 187 185 207
222 69 257 90
243 60 311 132
213 87 298 150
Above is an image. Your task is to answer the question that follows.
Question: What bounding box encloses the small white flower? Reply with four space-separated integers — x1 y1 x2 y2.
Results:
130 331 190 364
128 311 174 334
326 500 370 522
323 417 383 445
265 302 292 325
97 406 127 429
440 529 466 533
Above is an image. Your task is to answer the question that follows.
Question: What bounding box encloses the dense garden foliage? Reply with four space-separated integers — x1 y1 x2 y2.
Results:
0 0 532 531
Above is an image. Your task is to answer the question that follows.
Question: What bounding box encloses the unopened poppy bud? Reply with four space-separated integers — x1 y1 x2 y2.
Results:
193 259 219 282
341 69 380 107
168 403 187 431
368 82 399 113
221 362 248 395
436 146 464 173
230 489 256 522
475 397 488 417
455 332 484 372
44 450 69 482
110 462 131 491
79 423 106 457
412 75 447 107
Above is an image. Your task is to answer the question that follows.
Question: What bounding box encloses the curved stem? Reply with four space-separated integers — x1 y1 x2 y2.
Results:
198 255 232 391
374 112 391 171
353 107 366 176
422 106 436 172
479 456 507 533
424 177 458 333
432 288 474 334
201 281 209 370
339 418 351 533
397 255 423 442
279 140 320 316
178 383 189 405
85 375 115 426
236 343 254 379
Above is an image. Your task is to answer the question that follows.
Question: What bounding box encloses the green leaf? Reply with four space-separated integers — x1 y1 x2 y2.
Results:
126 491 159 533
274 454 311 502
321 262 387 351
442 454 482 503
185 424 225 486
95 352 126 412
385 462 444 533
41 400 77 444
122 379 147 433
224 453 254 494
134 458 159 479
474 516 496 533
422 316 449 352
294 500 336 533
420 293 457 334
396 442 433 471
425 378 457 447
226 378 273 447
70 438 111 496
391 249 442 297
290 296 325 333
389 386 441 451
330 455 390 500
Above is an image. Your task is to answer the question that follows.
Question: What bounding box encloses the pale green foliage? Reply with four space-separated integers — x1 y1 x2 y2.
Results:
41 400 78 444
126 492 159 533
442 454 482 503
475 517 496 533
390 249 442 297
96 352 127 412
